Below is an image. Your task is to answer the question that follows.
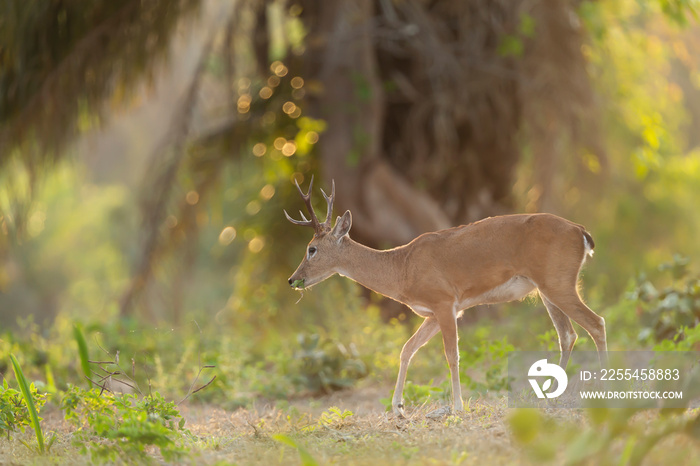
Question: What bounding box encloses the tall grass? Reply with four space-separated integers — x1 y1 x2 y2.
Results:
73 323 92 387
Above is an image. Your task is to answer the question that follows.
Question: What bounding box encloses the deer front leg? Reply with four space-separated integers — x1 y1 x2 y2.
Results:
436 310 464 413
392 316 440 417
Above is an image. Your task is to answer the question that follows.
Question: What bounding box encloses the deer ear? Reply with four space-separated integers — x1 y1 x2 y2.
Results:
332 210 352 239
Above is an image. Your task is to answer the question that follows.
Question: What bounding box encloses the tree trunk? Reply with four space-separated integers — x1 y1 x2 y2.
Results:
300 0 452 249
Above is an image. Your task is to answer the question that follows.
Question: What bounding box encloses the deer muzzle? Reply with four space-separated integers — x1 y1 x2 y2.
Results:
288 278 305 289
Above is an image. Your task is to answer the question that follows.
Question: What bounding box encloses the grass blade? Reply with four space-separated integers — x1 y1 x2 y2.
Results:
9 354 45 453
73 324 93 388
272 434 319 466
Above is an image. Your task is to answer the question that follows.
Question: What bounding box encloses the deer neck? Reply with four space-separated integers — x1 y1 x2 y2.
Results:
336 238 406 302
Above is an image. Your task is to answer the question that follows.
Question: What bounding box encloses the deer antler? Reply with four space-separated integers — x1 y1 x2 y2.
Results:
284 176 335 234
320 179 335 231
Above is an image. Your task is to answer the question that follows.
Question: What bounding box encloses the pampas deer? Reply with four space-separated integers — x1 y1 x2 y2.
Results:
285 177 606 416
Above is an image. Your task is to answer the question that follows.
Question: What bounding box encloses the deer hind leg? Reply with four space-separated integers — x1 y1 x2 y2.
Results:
538 286 608 367
392 316 440 417
540 293 578 368
435 308 464 413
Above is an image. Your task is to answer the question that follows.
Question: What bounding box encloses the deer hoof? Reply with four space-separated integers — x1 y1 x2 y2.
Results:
393 402 406 419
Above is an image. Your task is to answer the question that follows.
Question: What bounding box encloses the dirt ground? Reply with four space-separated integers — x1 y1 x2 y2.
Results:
183 385 522 465
0 384 527 465
3 384 697 465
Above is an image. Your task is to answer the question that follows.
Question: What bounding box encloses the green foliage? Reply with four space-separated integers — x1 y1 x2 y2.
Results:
536 329 560 352
302 406 354 432
61 386 190 463
317 406 354 426
377 335 516 412
508 409 542 444
72 323 92 388
630 255 700 343
653 325 700 351
459 336 515 393
380 380 448 412
497 35 524 57
497 12 536 57
272 434 319 466
380 380 442 412
537 0 700 303
0 378 47 441
0 165 132 326
9 353 52 453
0 0 200 161
510 405 700 465
290 333 368 394
0 380 26 438
658 0 699 24
403 380 446 406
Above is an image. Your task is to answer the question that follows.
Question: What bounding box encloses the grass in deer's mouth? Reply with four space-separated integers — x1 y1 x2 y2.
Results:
292 279 306 303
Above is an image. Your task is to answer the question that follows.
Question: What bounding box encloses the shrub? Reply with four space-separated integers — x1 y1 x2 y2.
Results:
630 255 700 343
0 378 47 441
290 333 368 393
61 386 191 463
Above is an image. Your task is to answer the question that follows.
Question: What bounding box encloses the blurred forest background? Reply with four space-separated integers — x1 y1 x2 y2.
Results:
2 0 700 400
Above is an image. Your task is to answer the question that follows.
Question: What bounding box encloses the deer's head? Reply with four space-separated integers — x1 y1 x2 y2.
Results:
285 177 352 289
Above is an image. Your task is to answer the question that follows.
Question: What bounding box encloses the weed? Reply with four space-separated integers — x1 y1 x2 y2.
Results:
61 386 191 463
73 323 92 388
536 329 559 352
291 333 368 393
653 324 700 351
460 336 514 393
0 378 45 440
380 380 445 411
630 254 700 343
509 405 700 465
392 441 420 460
303 406 354 432
272 433 319 466
378 335 513 412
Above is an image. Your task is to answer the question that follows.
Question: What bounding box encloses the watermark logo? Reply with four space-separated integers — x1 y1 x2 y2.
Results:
528 359 568 399
509 351 700 408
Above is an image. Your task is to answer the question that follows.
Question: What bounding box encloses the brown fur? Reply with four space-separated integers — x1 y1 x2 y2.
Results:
288 203 607 417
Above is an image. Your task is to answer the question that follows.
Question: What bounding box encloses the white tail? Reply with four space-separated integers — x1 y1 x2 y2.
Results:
285 178 607 416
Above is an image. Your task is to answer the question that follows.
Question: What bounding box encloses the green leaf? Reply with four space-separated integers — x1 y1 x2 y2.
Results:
564 429 606 464
497 35 524 57
73 324 92 388
272 434 319 466
10 354 45 453
508 409 542 444
518 13 536 37
587 407 609 426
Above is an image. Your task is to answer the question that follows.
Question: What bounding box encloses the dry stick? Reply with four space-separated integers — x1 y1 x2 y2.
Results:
178 320 217 405
92 334 144 396
190 376 217 396
90 367 140 393
88 322 217 403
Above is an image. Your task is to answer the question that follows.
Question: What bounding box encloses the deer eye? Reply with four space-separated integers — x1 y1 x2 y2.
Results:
308 246 317 258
